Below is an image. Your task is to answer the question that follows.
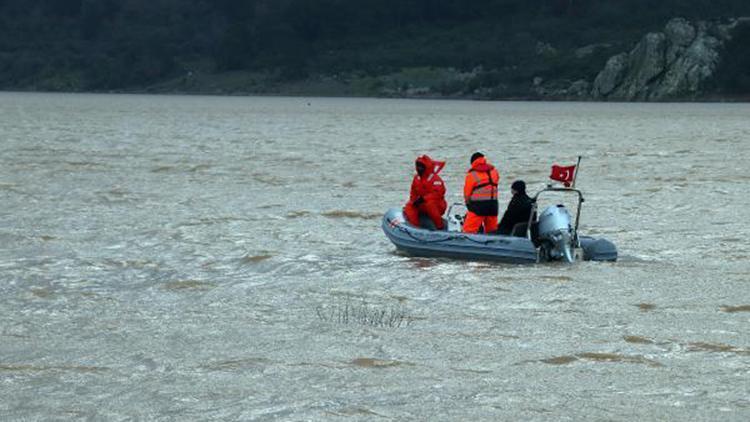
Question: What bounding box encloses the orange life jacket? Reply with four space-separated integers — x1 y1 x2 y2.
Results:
464 156 500 216
467 169 498 202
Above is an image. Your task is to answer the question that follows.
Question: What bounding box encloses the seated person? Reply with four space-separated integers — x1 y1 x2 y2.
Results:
498 180 534 236
403 155 447 230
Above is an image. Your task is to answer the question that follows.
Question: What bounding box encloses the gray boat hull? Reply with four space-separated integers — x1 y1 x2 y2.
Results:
382 208 538 263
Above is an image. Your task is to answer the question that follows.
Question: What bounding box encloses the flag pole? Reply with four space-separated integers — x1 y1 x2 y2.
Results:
571 155 582 188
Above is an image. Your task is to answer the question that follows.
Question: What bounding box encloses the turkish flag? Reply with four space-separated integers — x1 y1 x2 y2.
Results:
550 164 576 187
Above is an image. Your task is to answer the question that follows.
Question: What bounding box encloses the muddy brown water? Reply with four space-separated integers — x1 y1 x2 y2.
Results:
1 93 749 420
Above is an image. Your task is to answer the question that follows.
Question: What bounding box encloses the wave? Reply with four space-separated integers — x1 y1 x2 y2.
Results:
162 280 216 291
321 210 381 220
241 254 274 264
687 342 749 355
720 305 750 313
150 164 213 173
0 364 108 373
151 165 175 173
540 353 662 367
286 211 311 219
350 358 409 368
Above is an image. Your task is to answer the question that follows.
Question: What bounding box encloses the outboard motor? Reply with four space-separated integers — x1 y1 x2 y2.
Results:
537 204 575 263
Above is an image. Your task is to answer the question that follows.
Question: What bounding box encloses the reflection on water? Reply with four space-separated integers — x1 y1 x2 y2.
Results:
1 93 749 420
316 297 413 328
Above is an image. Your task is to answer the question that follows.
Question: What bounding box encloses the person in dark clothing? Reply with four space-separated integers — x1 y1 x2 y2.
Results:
498 180 535 236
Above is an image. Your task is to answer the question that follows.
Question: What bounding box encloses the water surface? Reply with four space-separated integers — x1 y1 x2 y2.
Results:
1 93 749 420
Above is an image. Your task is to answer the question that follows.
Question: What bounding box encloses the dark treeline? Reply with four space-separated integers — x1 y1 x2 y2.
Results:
1 0 749 93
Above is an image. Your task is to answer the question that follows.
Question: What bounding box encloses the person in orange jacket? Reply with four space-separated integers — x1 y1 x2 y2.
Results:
403 155 447 230
463 152 500 234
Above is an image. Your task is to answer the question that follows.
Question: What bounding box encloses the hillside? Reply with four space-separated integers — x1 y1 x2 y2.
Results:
1 0 749 99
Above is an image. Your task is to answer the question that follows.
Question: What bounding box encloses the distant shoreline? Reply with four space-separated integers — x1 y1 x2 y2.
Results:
3 87 749 103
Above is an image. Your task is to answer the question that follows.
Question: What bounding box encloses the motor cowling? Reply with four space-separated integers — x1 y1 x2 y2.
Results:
537 205 575 262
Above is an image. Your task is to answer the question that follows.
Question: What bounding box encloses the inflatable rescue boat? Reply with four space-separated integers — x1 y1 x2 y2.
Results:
382 187 617 264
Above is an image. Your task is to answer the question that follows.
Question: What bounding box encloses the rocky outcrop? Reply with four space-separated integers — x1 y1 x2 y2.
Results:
592 17 750 101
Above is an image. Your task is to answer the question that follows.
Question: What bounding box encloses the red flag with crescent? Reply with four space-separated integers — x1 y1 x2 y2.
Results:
550 164 576 187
